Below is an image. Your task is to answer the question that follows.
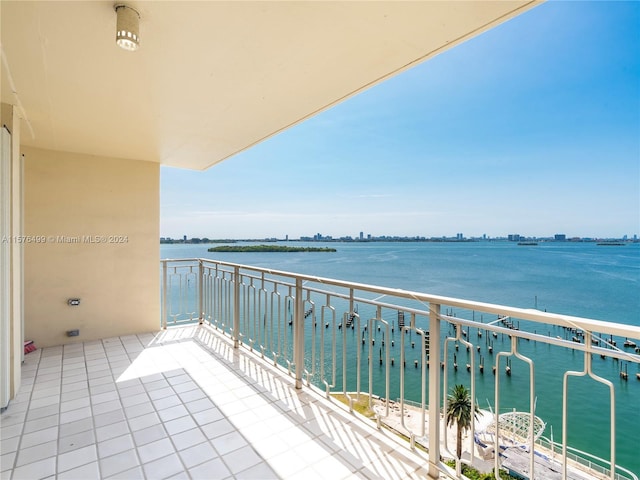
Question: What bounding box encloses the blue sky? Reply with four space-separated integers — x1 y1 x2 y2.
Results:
161 1 640 240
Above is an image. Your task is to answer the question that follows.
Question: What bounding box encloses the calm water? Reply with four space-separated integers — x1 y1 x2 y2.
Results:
161 241 640 474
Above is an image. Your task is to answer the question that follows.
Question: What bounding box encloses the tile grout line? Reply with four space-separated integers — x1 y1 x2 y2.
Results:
133 333 190 479
110 335 146 479
86 339 102 480
4 347 40 475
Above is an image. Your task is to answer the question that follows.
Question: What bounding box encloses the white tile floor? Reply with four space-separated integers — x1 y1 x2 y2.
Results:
0 324 434 480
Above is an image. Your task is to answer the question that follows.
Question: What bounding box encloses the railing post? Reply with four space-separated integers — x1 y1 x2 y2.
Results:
198 259 204 324
428 303 441 479
161 260 168 329
233 266 240 348
294 277 304 389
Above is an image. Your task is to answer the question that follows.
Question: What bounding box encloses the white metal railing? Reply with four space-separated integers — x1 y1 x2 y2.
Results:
161 258 640 480
534 435 638 480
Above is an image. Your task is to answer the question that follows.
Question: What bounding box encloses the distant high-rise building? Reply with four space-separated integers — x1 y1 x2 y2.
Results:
508 234 521 242
183 235 187 242
359 231 364 240
554 234 566 241
456 233 463 240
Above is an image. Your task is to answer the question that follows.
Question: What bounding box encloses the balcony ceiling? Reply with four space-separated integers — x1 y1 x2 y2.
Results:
1 1 539 170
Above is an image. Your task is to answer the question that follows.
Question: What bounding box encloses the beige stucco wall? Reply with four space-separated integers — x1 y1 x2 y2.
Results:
23 147 159 348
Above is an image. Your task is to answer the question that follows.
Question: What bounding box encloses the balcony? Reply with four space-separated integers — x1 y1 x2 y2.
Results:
1 325 435 480
2 258 639 480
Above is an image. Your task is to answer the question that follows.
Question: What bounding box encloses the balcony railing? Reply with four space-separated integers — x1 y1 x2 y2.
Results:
161 258 640 480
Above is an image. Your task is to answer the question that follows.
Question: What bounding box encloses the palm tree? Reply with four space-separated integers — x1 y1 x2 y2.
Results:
446 384 479 461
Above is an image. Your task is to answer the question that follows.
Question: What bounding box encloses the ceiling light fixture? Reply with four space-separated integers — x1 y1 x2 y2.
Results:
115 4 140 51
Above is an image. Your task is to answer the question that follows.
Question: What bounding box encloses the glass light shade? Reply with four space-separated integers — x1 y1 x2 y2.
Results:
115 5 140 51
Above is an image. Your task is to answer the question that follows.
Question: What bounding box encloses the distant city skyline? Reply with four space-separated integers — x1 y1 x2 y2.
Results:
161 231 638 243
161 2 639 240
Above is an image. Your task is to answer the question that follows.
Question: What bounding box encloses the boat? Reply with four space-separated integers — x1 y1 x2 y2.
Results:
623 338 637 348
517 242 538 246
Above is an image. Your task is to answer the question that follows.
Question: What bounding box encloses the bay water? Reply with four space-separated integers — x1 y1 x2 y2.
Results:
161 241 640 474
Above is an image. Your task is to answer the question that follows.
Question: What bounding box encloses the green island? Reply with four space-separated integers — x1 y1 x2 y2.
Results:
207 245 336 253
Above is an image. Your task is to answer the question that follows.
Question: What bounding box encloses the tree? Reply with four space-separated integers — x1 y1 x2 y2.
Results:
446 384 479 461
